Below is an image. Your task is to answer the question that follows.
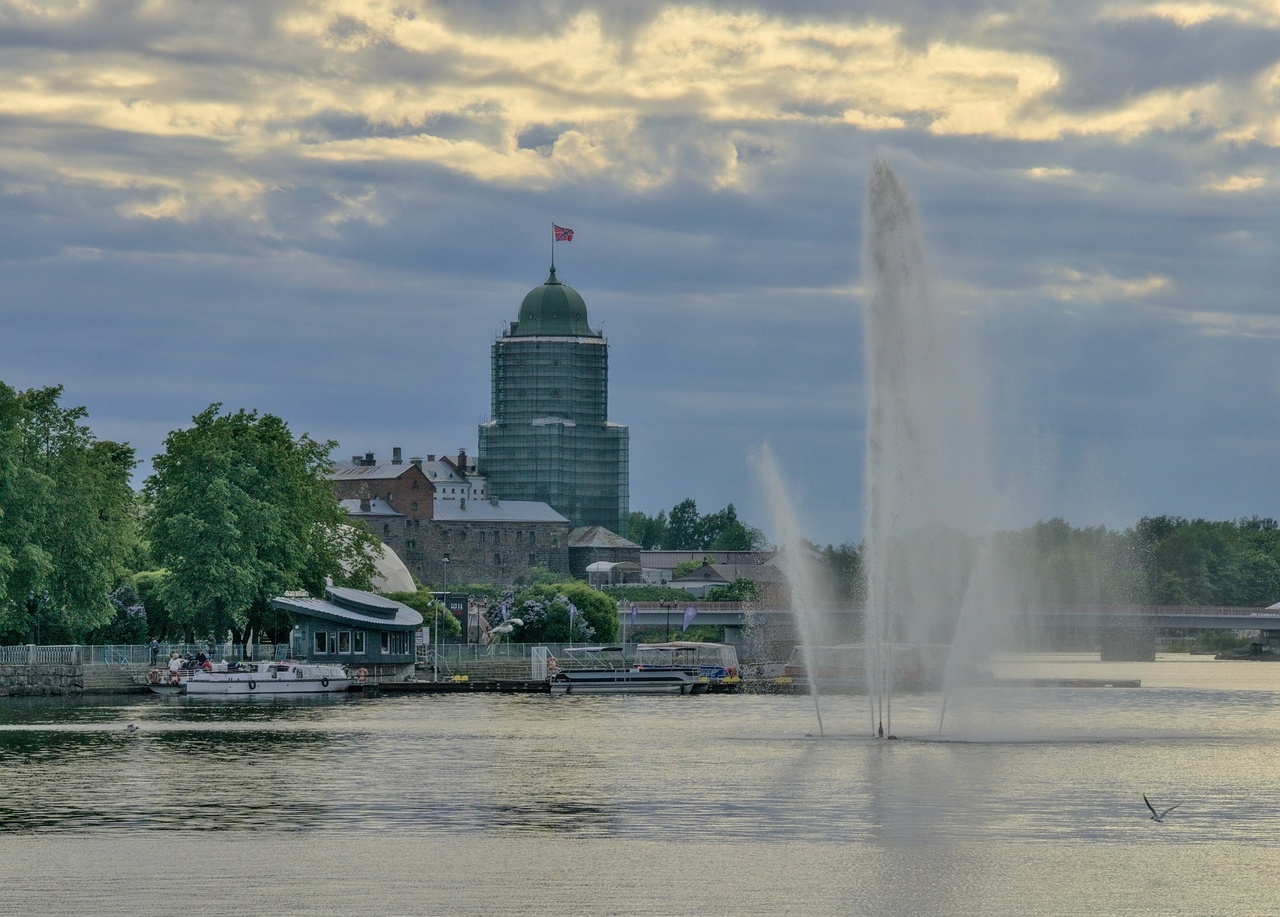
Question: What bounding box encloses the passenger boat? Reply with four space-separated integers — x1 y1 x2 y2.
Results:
634 641 741 692
184 660 355 696
548 646 708 695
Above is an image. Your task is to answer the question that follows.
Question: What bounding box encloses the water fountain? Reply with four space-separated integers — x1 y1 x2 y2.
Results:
761 160 1007 737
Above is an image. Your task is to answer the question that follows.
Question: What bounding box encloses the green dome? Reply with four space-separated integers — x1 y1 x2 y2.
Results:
511 267 595 336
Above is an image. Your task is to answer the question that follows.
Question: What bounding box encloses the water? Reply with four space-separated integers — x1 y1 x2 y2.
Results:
2 657 1279 915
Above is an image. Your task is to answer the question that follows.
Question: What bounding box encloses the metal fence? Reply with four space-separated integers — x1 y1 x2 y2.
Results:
0 645 81 665
1 643 291 667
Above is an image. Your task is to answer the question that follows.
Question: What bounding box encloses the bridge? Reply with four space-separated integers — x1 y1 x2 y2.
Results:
616 602 1280 660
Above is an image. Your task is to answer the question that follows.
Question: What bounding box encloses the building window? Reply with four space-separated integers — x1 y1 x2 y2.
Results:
515 531 523 543
443 530 450 542
354 632 366 654
412 502 418 512
494 552 502 566
479 531 486 543
459 530 467 542
529 553 536 566
381 632 390 654
529 532 536 545
338 631 352 653
313 632 327 655
383 524 390 534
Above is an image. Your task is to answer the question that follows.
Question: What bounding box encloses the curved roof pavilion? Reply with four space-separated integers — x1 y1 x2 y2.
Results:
273 585 423 631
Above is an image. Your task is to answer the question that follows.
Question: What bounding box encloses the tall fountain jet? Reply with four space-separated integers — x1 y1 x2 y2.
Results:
862 161 997 737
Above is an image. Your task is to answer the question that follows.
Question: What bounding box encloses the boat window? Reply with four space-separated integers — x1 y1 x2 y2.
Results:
338 631 352 654
313 631 327 655
380 632 390 654
353 632 366 654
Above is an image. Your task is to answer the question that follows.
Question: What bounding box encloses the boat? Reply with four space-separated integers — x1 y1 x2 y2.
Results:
548 645 709 695
782 644 949 693
183 660 355 696
633 641 741 692
142 665 192 696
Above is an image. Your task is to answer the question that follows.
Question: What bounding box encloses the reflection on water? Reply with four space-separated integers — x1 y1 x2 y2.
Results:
1 656 1279 915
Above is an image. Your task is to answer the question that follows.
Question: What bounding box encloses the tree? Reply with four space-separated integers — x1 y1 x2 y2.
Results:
628 509 668 549
707 577 762 602
634 498 768 551
0 383 137 643
666 499 702 549
488 581 618 643
385 589 459 639
144 404 381 649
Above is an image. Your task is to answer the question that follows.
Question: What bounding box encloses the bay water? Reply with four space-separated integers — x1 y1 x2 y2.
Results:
1 654 1277 916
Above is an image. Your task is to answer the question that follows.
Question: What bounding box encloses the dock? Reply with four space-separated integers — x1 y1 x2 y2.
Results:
355 679 550 695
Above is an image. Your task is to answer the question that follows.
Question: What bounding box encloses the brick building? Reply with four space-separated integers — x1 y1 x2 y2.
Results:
329 448 571 587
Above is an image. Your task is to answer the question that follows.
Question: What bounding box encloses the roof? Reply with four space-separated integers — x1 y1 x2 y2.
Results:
328 464 420 482
509 267 598 337
670 562 788 585
271 585 423 631
569 526 639 549
338 498 402 517
433 499 568 524
641 550 780 568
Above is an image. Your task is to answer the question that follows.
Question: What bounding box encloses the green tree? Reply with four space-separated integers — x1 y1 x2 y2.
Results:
673 558 715 579
707 577 762 602
823 541 865 603
666 499 702 549
493 581 618 643
144 404 381 649
628 509 668 549
386 589 459 638
0 383 137 643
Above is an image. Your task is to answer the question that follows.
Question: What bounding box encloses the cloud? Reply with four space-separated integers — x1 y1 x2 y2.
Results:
1 0 1277 545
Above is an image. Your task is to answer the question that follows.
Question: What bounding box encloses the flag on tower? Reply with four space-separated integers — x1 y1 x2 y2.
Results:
554 224 575 242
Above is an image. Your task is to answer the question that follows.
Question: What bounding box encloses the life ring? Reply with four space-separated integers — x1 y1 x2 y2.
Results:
248 679 257 690
148 669 161 684
547 655 560 674
168 670 181 686
356 668 368 684
321 677 329 687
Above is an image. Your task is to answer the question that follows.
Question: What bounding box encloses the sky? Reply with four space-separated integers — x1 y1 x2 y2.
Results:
1 0 1277 548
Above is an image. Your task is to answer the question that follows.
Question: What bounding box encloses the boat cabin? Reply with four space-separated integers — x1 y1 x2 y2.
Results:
635 641 740 691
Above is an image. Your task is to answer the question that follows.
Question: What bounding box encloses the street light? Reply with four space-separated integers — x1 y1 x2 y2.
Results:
436 554 450 683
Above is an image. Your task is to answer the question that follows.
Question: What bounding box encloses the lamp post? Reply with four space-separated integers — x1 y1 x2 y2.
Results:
436 555 450 683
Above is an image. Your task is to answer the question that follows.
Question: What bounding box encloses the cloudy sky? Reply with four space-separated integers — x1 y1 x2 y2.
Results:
2 0 1277 547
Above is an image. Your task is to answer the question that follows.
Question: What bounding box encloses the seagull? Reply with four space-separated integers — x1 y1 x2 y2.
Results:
1144 794 1180 823
125 723 139 733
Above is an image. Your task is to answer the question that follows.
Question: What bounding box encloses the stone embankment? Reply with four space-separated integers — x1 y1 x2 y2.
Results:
0 664 84 697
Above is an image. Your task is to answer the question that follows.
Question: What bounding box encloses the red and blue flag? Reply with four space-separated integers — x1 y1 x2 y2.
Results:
554 224 574 242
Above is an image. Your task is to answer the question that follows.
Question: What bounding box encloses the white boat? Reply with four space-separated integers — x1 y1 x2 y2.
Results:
183 660 354 696
548 646 708 695
634 641 741 692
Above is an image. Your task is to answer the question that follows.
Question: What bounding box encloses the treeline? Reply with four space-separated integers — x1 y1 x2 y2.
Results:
629 499 767 551
0 383 380 646
816 516 1280 608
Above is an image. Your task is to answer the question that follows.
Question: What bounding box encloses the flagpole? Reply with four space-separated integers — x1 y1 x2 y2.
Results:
550 222 555 270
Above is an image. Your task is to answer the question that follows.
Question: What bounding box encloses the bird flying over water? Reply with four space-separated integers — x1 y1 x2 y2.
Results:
125 723 139 733
1144 794 1180 823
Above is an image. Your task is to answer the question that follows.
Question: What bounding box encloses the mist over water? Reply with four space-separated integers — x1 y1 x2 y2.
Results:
759 161 1030 737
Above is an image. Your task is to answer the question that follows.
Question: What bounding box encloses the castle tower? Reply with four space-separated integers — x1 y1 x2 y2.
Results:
477 266 629 534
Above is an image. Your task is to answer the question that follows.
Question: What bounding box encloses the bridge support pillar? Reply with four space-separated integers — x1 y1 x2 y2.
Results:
1099 624 1155 662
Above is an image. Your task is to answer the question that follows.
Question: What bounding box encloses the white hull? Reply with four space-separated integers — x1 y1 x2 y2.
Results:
148 661 354 696
550 670 707 696
185 675 352 695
